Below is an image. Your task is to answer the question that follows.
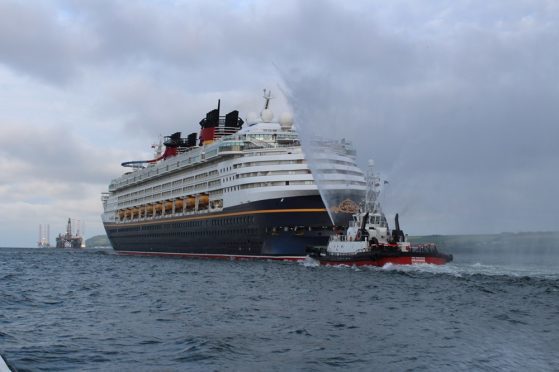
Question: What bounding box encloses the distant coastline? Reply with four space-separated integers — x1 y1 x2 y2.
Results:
84 235 112 248
409 231 559 254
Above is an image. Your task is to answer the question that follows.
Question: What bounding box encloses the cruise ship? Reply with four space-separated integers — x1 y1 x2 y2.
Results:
101 92 366 260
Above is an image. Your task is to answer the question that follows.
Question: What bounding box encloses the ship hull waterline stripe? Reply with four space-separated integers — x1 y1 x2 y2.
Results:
319 256 451 266
117 250 305 261
105 208 328 228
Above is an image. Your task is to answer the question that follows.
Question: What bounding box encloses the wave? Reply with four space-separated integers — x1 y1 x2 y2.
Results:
302 257 559 280
379 261 559 280
301 256 320 267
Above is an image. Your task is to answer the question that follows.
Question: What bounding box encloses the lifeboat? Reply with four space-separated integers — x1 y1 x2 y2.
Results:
164 201 173 211
118 210 125 219
145 205 154 217
198 194 209 205
175 199 184 209
185 196 196 208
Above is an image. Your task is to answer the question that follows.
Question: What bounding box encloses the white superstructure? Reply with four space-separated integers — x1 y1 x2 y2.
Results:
102 106 366 226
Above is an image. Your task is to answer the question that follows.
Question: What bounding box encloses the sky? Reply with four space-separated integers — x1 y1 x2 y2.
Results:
1 0 558 246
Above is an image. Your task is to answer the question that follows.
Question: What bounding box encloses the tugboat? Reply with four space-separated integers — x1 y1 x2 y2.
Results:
306 211 453 266
306 161 453 266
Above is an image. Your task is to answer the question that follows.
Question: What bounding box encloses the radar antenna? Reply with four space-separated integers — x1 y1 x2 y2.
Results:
263 89 273 109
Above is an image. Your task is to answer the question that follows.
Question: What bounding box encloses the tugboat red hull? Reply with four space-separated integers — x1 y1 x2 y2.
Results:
319 254 452 267
308 248 454 267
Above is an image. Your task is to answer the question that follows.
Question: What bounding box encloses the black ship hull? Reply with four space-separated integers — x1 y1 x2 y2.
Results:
103 194 362 259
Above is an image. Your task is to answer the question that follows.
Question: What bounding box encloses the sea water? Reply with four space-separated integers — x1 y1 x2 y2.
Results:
1 243 558 371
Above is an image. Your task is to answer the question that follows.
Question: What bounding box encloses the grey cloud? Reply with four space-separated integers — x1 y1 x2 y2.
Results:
1 1 414 84
0 124 123 184
0 1 96 83
271 2 559 233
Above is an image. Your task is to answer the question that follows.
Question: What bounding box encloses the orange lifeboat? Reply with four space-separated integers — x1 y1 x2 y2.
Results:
185 196 195 209
198 194 209 205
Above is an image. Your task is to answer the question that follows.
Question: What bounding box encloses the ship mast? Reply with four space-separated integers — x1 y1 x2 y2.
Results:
263 89 273 109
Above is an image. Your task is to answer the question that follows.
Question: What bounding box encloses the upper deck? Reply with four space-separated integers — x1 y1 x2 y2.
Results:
108 125 302 193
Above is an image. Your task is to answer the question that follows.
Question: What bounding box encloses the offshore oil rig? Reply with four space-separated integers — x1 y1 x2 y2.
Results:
55 218 84 248
37 224 51 248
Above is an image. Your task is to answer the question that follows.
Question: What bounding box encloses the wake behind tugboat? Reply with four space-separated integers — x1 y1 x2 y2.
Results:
307 162 453 266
